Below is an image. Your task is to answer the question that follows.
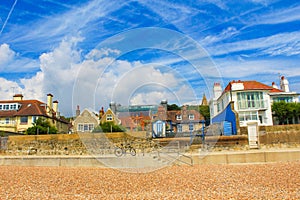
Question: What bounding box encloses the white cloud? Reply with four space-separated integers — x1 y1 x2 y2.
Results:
0 43 39 72
201 26 239 45
215 57 300 78
3 0 127 46
250 4 300 25
210 31 300 57
0 43 15 66
0 77 22 98
20 71 44 100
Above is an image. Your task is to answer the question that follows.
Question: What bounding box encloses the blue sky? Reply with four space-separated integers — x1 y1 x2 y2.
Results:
0 0 300 116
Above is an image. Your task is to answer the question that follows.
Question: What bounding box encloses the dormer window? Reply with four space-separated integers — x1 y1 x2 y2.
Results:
0 103 21 110
176 115 182 120
188 114 194 120
106 114 113 121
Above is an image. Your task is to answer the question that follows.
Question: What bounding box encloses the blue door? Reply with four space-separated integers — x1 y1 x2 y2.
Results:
223 121 232 136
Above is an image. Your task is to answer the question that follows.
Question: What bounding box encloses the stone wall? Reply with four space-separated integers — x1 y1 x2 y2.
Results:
5 132 151 156
259 125 300 146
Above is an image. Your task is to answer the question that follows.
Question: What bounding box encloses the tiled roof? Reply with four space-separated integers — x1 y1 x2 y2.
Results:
224 80 283 93
0 99 47 117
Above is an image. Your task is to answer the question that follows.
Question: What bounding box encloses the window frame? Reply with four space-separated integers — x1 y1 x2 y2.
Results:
20 116 28 124
188 114 194 120
106 114 113 121
176 115 182 120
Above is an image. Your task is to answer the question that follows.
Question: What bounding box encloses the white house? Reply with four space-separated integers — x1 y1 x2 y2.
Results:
209 76 299 134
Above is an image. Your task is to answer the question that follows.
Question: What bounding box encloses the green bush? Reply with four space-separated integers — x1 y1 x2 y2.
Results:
26 118 57 135
93 122 126 133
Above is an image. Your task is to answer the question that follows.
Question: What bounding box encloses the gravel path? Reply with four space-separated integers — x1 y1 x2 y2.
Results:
0 161 299 199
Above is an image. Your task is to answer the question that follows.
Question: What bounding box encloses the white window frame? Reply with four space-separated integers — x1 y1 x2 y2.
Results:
176 115 182 120
78 123 94 132
188 114 194 120
106 114 113 121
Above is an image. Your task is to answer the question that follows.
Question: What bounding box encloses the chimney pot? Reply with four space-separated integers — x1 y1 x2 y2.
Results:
13 94 23 101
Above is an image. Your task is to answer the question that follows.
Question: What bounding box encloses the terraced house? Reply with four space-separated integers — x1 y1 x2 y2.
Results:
0 94 69 134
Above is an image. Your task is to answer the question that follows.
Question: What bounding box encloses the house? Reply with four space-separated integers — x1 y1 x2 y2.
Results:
0 93 69 134
72 106 99 132
118 112 151 131
269 76 299 103
110 102 157 131
167 105 205 133
209 76 299 135
152 100 205 137
99 107 121 125
107 100 205 136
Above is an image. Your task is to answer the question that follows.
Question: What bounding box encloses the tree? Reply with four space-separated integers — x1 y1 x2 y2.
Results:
93 122 126 133
167 104 181 111
26 118 57 135
272 102 288 125
199 105 210 126
272 102 300 125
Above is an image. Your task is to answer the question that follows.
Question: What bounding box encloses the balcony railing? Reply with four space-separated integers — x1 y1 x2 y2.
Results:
237 100 268 110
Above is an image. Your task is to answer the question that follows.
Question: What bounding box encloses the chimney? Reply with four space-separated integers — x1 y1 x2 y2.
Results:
213 83 222 99
160 100 168 111
13 94 23 101
272 82 278 89
99 107 104 119
76 105 80 117
53 100 58 117
47 93 53 114
280 76 290 92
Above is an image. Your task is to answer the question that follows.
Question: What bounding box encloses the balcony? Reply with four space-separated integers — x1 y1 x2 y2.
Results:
237 100 268 110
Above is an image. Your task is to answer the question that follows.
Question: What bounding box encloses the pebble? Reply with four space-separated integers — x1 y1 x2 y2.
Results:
0 161 299 199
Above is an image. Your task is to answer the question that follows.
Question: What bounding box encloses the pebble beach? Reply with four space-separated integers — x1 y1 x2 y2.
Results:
0 161 299 199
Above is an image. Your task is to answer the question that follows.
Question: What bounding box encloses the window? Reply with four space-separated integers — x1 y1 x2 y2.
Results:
273 97 293 103
237 92 264 109
5 118 9 124
78 124 84 132
177 124 182 132
84 124 89 131
10 104 16 110
188 114 194 120
106 114 113 121
78 123 94 132
176 115 182 120
4 105 9 110
239 111 258 122
89 124 94 131
0 103 21 110
32 116 38 123
189 124 194 131
217 103 221 112
20 116 28 124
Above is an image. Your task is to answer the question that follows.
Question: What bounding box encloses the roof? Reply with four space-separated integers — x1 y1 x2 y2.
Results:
0 99 47 117
224 80 283 93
